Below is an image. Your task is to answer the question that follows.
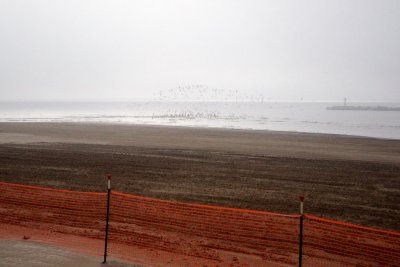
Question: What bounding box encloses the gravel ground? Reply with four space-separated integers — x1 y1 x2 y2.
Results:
0 240 145 267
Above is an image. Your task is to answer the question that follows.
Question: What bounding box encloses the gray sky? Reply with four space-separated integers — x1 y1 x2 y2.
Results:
0 0 399 102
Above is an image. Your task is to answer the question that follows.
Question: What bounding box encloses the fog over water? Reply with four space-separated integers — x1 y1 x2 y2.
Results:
0 0 399 102
1 101 399 139
1 1 399 139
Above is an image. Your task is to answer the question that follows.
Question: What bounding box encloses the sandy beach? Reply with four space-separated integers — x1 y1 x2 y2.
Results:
0 122 399 231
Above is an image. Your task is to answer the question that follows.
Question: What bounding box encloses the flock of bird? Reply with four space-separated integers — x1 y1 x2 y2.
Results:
153 84 267 103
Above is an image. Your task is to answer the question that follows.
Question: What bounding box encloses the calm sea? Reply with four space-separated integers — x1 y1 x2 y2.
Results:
1 101 399 140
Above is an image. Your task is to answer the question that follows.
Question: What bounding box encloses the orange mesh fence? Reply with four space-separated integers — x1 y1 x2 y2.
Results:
108 191 300 267
1 181 400 266
0 181 107 256
303 214 400 266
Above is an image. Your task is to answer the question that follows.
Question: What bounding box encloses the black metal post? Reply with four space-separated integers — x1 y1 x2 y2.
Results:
299 195 304 267
103 174 111 264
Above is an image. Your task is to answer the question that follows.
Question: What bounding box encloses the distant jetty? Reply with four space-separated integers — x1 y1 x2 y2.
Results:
327 105 400 111
327 98 400 111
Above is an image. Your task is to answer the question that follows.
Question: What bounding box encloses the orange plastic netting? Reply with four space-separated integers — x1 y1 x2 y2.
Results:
108 191 300 266
302 214 400 266
0 182 107 256
0 181 399 266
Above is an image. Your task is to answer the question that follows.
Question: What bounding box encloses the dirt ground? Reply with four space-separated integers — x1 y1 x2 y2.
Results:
0 122 399 231
0 240 144 267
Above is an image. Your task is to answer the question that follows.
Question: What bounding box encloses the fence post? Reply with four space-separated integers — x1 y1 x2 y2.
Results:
103 174 112 264
298 195 304 267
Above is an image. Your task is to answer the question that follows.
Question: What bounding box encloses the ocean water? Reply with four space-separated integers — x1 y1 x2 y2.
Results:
0 101 399 140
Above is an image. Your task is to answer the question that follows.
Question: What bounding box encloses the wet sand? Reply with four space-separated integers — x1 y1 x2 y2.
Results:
0 122 399 231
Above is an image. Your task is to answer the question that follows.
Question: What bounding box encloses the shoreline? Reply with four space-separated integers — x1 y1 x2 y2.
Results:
1 120 399 141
